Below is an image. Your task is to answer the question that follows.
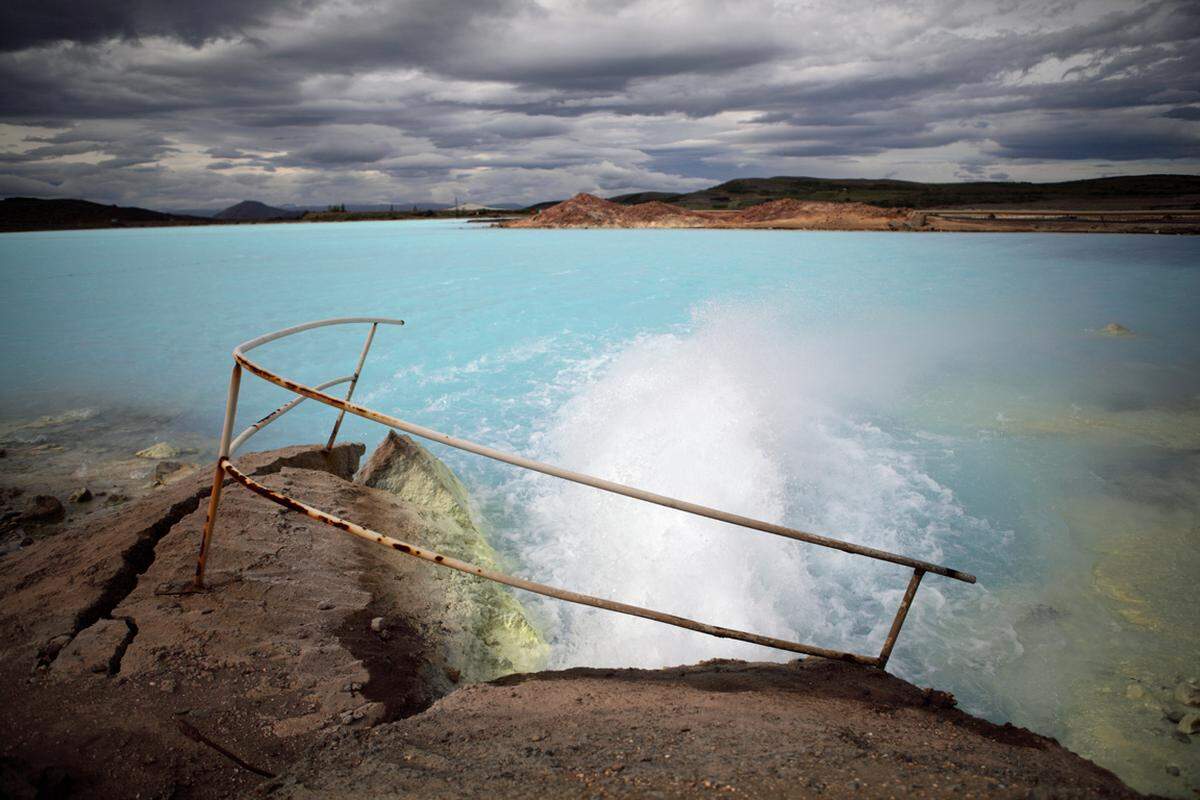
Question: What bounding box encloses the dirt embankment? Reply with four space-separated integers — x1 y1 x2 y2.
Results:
500 193 1200 233
0 436 1148 799
268 659 1144 799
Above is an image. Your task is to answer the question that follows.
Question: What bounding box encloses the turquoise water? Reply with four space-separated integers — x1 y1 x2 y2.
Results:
2 221 1198 793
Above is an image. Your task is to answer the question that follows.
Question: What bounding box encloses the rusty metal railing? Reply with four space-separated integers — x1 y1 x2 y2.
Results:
194 317 975 669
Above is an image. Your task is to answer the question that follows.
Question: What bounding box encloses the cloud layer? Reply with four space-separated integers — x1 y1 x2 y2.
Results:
0 0 1197 208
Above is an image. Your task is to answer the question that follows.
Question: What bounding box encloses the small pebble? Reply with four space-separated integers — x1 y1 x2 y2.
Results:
1176 683 1200 707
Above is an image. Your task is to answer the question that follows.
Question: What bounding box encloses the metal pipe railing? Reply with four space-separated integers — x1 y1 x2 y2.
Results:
194 317 977 670
325 323 377 450
230 375 353 454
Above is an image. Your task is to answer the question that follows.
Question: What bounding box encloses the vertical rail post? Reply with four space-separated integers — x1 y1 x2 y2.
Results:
877 568 924 669
325 323 377 450
193 364 242 589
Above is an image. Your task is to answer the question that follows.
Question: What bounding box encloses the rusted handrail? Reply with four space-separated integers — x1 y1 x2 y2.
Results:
194 317 976 670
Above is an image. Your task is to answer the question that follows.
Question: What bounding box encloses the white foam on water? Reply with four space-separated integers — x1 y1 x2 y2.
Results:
503 302 1010 676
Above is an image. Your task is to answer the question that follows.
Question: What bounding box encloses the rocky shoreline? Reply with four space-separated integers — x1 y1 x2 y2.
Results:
0 407 214 553
0 432 1161 798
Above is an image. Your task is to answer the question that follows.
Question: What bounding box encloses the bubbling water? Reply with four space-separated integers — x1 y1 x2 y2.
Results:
501 303 1008 678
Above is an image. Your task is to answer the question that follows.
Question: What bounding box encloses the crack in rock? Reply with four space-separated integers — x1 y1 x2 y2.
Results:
39 443 365 669
108 617 137 677
64 488 211 661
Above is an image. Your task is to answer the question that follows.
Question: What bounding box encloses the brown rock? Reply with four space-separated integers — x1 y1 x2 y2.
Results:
37 633 73 664
20 495 64 523
1176 682 1200 707
153 460 182 481
135 442 180 459
52 619 131 676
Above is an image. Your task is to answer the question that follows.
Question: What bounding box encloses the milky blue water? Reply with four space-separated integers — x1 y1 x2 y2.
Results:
1 221 1198 792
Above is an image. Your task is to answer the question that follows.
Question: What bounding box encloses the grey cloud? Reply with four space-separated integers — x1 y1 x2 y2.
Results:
987 124 1200 161
0 0 1196 207
289 141 395 165
205 147 251 159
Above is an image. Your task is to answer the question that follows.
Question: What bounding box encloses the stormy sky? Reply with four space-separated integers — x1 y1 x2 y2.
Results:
0 0 1197 209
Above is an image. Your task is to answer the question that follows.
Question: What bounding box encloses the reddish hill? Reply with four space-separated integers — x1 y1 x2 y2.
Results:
504 193 713 228
502 193 913 230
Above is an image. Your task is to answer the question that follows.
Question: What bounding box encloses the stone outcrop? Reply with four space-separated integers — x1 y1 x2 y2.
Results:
355 432 547 681
0 438 543 799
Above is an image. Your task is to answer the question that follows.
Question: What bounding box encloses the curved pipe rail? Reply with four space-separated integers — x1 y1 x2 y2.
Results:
195 317 976 670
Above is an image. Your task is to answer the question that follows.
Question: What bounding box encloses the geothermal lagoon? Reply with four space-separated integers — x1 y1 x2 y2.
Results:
1 220 1198 794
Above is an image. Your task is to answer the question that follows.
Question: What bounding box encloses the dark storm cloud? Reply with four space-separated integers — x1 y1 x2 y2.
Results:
1163 107 1200 121
0 0 1196 207
0 0 311 51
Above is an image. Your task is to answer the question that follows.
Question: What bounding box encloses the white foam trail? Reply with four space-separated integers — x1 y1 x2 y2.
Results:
507 303 999 672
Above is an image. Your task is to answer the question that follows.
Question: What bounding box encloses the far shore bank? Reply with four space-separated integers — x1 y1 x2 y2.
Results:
5 207 1197 235
0 211 514 235
498 193 1200 234
7 173 1200 235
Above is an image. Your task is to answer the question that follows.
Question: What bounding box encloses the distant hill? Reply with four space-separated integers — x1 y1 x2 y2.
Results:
600 174 1200 211
0 197 208 232
524 200 564 212
607 191 683 205
214 200 305 221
